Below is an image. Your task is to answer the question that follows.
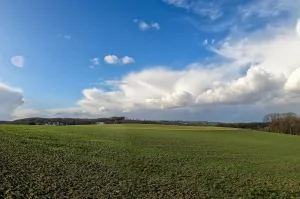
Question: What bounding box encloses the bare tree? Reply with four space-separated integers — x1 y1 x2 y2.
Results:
263 112 300 135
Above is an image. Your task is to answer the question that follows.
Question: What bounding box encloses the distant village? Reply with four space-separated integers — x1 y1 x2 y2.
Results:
45 121 104 126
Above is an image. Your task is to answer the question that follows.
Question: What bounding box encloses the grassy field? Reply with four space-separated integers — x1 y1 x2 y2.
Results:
1 124 300 198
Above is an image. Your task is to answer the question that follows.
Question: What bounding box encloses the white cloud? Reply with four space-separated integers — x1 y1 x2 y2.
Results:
151 22 160 30
47 65 231 117
296 19 300 37
99 107 107 112
134 19 160 31
0 82 41 120
47 0 300 121
104 55 119 64
203 39 208 45
196 67 284 105
240 0 300 19
146 91 194 109
241 0 285 18
0 83 25 120
121 56 135 64
285 67 300 93
12 108 41 120
163 0 222 20
11 56 25 68
139 21 150 30
212 25 300 77
48 18 300 120
90 57 100 65
104 55 135 65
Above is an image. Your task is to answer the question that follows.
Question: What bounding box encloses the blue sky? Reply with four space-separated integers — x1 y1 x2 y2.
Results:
1 0 212 104
1 0 300 121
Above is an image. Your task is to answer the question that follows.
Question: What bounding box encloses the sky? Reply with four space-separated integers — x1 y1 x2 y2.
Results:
1 0 300 122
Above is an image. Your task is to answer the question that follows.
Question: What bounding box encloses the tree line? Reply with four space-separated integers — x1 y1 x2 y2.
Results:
216 122 268 130
0 117 126 125
263 112 300 135
0 117 218 126
2 113 300 136
215 112 300 135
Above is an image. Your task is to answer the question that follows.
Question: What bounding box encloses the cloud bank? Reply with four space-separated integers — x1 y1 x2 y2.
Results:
7 0 300 122
49 17 300 121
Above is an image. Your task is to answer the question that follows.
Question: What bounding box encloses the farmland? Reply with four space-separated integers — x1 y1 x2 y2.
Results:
1 124 300 198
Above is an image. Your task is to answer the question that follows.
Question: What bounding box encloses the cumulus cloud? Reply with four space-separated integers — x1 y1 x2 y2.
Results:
285 68 300 93
212 28 300 77
47 65 233 117
12 108 41 120
146 91 194 109
121 56 135 64
104 55 135 65
48 17 300 120
196 67 284 105
0 83 41 120
47 0 300 121
297 19 300 37
11 56 25 68
0 83 25 120
90 57 100 65
134 19 160 31
104 55 119 64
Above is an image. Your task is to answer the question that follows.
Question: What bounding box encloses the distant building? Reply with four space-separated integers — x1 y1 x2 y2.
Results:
44 122 65 126
96 122 104 125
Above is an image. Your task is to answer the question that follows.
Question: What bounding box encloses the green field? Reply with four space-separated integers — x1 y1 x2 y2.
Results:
1 124 300 198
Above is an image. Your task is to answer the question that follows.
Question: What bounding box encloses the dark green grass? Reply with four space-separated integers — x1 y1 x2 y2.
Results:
1 124 300 198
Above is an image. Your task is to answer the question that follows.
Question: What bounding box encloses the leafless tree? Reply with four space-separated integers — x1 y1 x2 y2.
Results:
263 112 300 135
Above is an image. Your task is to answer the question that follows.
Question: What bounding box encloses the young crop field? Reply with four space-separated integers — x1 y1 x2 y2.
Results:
1 124 300 198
